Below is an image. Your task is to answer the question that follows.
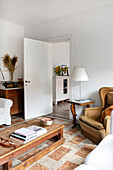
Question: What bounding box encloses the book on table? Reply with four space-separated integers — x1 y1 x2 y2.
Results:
10 125 47 144
10 135 38 144
74 99 92 103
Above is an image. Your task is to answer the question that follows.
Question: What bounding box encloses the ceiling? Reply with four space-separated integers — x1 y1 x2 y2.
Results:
0 0 113 27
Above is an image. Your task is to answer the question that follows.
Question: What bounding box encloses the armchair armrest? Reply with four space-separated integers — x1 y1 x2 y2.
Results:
83 106 102 118
0 98 13 108
104 116 110 136
0 98 13 125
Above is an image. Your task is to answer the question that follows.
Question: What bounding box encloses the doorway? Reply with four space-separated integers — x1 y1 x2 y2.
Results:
47 36 72 120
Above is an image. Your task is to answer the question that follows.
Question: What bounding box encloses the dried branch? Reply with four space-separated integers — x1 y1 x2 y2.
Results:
2 54 18 73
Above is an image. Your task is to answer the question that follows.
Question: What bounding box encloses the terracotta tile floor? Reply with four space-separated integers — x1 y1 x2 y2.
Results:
58 161 78 170
29 163 48 170
48 146 71 161
69 135 86 145
0 115 96 170
75 144 96 158
65 128 79 135
48 101 70 120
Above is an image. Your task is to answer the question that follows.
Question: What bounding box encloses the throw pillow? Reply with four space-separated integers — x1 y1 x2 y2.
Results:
100 105 113 123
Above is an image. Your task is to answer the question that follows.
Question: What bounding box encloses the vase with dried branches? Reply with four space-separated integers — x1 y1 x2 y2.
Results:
2 54 18 81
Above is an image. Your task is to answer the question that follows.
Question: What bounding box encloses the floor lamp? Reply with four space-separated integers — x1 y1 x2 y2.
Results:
72 67 89 99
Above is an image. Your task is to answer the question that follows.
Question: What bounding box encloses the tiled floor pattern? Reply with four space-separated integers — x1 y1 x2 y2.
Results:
49 101 70 119
1 118 96 170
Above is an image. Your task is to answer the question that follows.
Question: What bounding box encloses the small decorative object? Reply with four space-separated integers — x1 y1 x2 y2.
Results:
61 65 68 76
54 65 70 76
17 78 24 87
4 81 15 88
18 78 23 82
2 54 18 81
41 117 54 127
54 66 61 76
0 137 17 149
61 65 70 76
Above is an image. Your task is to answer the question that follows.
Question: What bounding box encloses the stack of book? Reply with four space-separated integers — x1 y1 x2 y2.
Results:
10 125 47 144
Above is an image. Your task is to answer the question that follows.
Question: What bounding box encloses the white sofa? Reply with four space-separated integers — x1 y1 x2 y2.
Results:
76 111 113 170
0 98 13 125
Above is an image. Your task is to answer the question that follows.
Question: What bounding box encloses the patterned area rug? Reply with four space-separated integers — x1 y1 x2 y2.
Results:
3 118 96 170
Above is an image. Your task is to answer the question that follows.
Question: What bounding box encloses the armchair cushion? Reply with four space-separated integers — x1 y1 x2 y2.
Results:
100 105 113 123
80 116 104 130
107 92 113 105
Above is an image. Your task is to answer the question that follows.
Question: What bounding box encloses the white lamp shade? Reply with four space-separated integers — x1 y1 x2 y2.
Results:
72 68 89 81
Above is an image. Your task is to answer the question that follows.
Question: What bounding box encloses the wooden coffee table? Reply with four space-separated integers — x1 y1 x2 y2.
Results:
0 118 65 170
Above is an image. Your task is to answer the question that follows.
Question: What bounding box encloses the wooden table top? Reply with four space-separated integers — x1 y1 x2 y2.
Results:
0 118 64 157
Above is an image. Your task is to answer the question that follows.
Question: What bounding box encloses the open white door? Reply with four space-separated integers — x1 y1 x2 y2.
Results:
24 38 52 119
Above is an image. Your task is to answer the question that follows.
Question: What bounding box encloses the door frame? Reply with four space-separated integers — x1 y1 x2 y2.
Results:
45 34 74 101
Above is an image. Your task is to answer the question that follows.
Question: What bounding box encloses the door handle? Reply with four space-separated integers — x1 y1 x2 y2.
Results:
25 80 30 83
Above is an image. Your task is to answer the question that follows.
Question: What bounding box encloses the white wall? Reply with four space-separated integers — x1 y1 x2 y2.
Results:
25 4 113 120
52 41 70 75
0 19 24 81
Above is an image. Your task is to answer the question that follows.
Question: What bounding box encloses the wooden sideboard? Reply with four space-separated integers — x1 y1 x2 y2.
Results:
0 88 24 115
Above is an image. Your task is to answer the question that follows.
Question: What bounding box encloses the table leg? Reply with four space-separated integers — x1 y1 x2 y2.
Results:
2 160 12 170
57 128 63 140
87 104 91 108
70 104 77 128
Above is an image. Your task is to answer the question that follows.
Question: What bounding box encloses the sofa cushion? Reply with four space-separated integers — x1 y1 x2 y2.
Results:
85 134 113 170
80 116 104 130
100 105 113 123
75 164 95 170
107 92 113 105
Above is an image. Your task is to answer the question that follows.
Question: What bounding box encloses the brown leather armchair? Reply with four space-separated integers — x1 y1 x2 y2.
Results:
79 87 113 144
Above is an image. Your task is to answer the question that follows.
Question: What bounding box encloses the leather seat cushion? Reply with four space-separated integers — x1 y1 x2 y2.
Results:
0 107 5 115
80 116 104 130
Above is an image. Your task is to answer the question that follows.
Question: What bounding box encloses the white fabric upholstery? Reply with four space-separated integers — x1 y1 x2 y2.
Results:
0 107 5 114
75 164 94 170
0 98 13 125
85 134 113 170
110 110 113 134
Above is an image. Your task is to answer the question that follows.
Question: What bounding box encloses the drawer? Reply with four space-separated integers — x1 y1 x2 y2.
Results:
6 89 18 97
